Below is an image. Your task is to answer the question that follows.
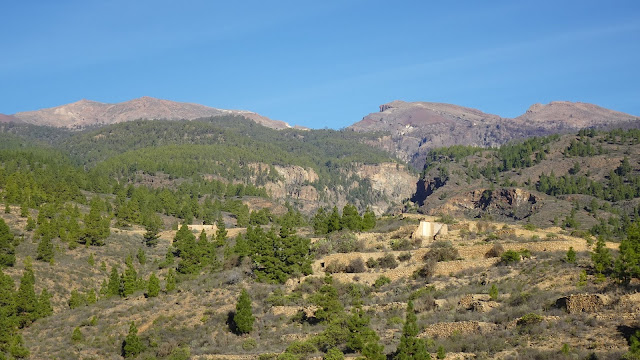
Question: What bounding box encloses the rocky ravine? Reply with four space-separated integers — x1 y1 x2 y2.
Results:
349 100 639 168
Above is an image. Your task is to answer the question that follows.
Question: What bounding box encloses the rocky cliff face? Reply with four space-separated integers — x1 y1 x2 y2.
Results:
350 100 639 168
10 97 293 130
355 163 416 201
427 188 542 220
255 162 417 215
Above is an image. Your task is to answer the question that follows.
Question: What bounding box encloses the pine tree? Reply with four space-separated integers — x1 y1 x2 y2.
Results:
8 334 29 358
312 275 344 322
68 290 86 309
19 203 28 218
107 266 121 297
0 269 17 351
173 224 194 251
15 266 37 328
394 301 430 360
347 305 381 354
233 289 254 335
592 236 612 275
80 198 110 246
25 216 36 232
215 217 227 247
327 207 341 233
36 236 54 263
136 248 146 265
313 208 329 235
362 208 377 231
566 247 577 264
71 326 83 342
341 203 362 231
143 212 162 247
88 253 95 267
233 233 250 258
36 289 53 318
0 218 16 267
165 268 176 292
176 228 202 275
86 289 97 304
121 261 138 297
122 321 144 358
146 273 160 298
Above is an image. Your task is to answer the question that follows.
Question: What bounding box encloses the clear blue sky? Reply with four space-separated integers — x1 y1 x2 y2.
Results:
1 0 639 129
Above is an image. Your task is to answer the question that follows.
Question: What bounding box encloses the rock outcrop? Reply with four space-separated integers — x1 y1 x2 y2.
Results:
427 187 542 221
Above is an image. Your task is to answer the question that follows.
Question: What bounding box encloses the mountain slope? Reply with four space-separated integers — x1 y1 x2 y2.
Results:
10 96 292 130
349 100 639 168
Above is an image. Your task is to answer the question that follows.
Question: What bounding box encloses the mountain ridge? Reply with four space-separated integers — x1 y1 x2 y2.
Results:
349 100 639 168
7 96 295 130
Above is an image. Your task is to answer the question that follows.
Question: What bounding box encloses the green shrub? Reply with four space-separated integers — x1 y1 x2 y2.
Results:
390 238 412 251
489 284 498 301
500 250 521 264
71 327 83 342
242 338 257 351
233 289 254 334
516 313 543 327
373 276 391 290
324 347 344 360
167 346 191 360
286 340 317 355
366 257 379 268
566 247 576 264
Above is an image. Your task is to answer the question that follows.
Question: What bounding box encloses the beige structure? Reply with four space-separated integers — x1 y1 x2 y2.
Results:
412 221 448 240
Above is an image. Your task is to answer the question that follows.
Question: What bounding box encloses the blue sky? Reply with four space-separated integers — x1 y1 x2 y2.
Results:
1 0 639 129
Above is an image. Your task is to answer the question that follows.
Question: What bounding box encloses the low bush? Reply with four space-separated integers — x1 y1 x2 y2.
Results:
413 258 436 280
398 252 412 262
378 253 398 269
345 258 366 273
390 238 413 251
325 261 346 274
424 241 459 262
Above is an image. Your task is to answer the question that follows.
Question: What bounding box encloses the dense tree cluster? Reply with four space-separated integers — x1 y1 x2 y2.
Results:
537 157 640 202
0 261 52 358
312 204 376 235
235 225 312 284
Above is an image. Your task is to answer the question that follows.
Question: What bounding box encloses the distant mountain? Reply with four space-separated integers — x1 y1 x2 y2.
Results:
349 100 639 168
0 114 19 124
8 96 293 130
